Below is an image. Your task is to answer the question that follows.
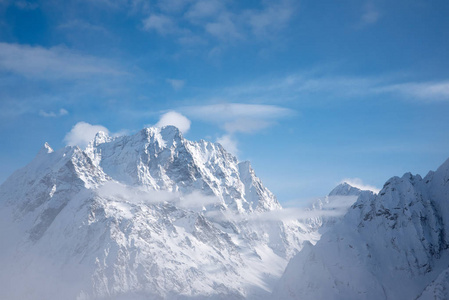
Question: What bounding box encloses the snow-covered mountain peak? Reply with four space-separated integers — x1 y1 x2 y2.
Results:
140 125 183 147
273 156 449 300
92 130 111 146
42 142 54 154
328 182 363 196
0 125 313 300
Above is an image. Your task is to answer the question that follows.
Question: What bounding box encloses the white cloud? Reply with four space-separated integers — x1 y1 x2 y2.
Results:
97 181 220 210
341 178 380 193
221 71 449 103
205 13 242 41
156 111 191 134
0 43 124 80
142 14 178 35
57 20 111 36
379 81 449 101
64 121 109 149
39 108 68 118
360 3 380 25
14 1 38 10
183 103 293 122
158 0 189 13
223 118 272 134
166 78 185 90
181 103 294 155
206 197 356 223
182 103 294 133
247 0 295 36
185 0 223 20
140 0 297 46
216 134 238 155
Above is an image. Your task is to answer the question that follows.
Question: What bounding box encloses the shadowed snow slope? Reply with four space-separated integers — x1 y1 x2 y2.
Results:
273 157 449 300
0 126 320 300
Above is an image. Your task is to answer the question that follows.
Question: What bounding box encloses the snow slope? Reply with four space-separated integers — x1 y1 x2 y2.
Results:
273 157 449 300
0 126 319 300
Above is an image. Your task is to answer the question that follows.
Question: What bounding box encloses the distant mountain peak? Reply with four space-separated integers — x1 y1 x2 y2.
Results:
38 142 54 155
328 181 363 196
273 155 449 300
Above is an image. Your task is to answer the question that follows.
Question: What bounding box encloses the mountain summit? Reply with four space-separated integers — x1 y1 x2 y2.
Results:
273 157 449 300
0 126 316 300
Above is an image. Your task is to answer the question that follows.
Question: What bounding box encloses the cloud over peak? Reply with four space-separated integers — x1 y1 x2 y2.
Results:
156 111 191 134
64 122 109 149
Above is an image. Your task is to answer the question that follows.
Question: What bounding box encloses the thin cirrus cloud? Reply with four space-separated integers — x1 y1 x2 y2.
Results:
141 0 297 44
166 78 185 90
97 181 220 210
206 195 359 223
181 103 295 133
0 42 125 80
222 73 449 103
39 108 69 118
180 103 295 154
149 104 292 155
377 81 449 102
360 3 381 26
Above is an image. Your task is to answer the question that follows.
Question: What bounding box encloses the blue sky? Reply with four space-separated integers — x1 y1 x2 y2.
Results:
1 0 449 204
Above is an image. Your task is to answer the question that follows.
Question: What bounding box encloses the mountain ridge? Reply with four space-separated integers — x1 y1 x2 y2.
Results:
0 125 317 300
272 156 449 300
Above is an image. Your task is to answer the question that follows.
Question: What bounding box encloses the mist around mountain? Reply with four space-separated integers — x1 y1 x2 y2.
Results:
0 126 352 300
2 125 448 300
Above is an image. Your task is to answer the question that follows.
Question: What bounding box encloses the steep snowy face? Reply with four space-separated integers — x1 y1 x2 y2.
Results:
85 126 280 213
273 157 449 300
328 182 366 196
0 126 312 300
304 183 373 234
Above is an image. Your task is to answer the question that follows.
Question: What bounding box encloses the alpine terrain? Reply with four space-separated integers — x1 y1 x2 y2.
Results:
273 157 449 300
0 126 326 300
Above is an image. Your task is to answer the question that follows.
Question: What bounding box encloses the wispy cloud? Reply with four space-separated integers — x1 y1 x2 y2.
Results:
56 19 111 36
166 78 185 90
206 195 358 223
182 103 294 128
0 42 137 119
97 181 220 210
360 3 381 26
378 81 449 102
39 108 68 118
141 0 297 47
14 1 38 10
0 43 125 80
142 14 178 35
246 0 295 37
221 72 449 103
216 134 238 155
180 103 295 154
